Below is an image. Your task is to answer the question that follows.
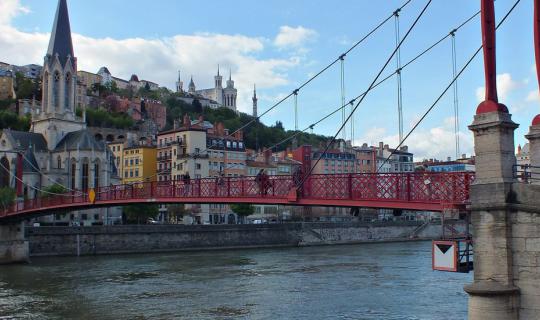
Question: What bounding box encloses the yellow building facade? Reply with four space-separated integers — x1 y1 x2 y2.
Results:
121 145 157 184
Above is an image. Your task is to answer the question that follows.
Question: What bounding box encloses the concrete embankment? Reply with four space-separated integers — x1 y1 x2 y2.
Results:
26 221 465 257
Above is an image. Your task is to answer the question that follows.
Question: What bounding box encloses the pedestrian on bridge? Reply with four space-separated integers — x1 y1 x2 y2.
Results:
183 172 191 196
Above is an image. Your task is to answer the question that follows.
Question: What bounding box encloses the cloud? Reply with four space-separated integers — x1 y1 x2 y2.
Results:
274 25 318 49
526 90 540 103
0 4 305 114
356 117 474 160
475 73 520 103
0 0 29 25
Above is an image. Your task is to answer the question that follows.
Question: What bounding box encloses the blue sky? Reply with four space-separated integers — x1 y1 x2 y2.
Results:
1 0 538 159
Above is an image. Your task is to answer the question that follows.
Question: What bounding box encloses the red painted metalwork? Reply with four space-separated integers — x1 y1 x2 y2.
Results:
16 153 23 197
477 0 508 114
0 172 474 221
533 0 540 125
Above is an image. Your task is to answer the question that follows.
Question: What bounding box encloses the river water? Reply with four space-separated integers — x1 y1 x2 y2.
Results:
0 241 471 320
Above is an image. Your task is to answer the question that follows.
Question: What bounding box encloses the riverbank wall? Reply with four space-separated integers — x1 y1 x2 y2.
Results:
25 221 465 257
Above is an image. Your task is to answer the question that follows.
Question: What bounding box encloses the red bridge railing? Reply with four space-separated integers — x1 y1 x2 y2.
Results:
0 172 474 219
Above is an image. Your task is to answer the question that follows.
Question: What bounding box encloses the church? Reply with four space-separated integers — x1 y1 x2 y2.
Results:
0 0 120 225
177 67 239 112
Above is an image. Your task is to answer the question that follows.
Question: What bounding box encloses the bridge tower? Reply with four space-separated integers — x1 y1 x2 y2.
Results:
465 0 540 318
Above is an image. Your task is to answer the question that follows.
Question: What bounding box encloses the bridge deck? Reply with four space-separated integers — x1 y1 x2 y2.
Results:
0 172 474 221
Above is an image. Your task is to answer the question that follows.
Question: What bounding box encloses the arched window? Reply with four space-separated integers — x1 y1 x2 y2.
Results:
43 71 49 112
65 72 71 111
0 157 10 188
81 160 89 191
53 71 60 111
94 161 100 188
70 161 76 189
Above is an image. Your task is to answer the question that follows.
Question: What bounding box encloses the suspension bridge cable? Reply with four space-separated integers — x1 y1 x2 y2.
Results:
179 0 414 161
0 159 78 197
451 31 461 159
340 55 347 141
218 7 481 175
395 9 404 144
19 152 86 196
377 0 522 172
298 0 433 188
104 6 481 184
294 90 299 131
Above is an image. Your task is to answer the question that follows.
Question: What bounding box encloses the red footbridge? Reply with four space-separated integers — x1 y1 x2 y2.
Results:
0 172 474 221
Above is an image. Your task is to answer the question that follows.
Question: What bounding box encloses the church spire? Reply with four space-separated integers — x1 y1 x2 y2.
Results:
252 84 258 117
47 0 75 67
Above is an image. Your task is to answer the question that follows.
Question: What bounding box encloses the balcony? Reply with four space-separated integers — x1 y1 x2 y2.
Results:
176 153 209 160
157 155 172 162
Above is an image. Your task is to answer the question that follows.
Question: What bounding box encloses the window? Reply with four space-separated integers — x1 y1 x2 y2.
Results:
130 170 133 177
196 163 201 170
81 214 87 220
124 171 128 178
232 142 237 148
57 156 62 169
125 159 128 166
195 148 200 154
135 169 139 177
94 163 99 188
135 159 139 165
130 159 133 166
81 162 89 191
94 214 99 220
226 141 231 148
239 142 244 149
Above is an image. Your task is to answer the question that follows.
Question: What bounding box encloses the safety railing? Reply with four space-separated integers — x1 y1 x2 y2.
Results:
0 172 474 218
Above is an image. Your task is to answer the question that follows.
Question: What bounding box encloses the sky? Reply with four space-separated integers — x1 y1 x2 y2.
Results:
0 0 539 160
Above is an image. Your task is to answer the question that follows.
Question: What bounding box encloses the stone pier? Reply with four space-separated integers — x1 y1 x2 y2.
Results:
0 222 29 264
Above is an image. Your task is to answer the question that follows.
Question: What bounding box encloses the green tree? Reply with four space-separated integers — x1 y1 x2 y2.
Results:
41 184 67 198
0 187 16 210
123 204 159 224
14 72 34 99
230 203 254 224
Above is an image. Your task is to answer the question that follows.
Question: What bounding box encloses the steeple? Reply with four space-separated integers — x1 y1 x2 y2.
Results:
226 69 234 88
176 70 183 93
215 65 223 88
47 0 75 68
252 84 258 118
188 75 196 93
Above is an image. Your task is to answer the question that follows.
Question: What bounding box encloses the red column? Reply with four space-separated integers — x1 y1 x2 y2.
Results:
16 152 23 197
477 0 508 114
533 0 540 125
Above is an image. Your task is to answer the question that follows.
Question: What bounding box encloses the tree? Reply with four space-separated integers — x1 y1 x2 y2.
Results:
41 184 67 198
230 203 254 224
14 72 34 99
123 204 159 224
0 187 16 210
192 99 203 113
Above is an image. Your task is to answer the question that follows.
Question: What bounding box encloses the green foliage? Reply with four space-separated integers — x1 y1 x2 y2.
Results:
0 187 16 210
41 184 67 198
85 108 134 129
230 203 254 217
0 110 31 131
14 72 40 100
123 204 159 224
0 99 16 110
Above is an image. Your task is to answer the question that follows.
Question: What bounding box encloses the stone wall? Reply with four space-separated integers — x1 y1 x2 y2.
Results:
25 221 460 257
0 223 29 264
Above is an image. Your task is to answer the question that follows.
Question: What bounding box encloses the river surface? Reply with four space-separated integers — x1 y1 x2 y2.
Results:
0 241 471 320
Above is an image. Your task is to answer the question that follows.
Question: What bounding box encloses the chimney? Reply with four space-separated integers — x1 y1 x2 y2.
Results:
384 144 389 150
517 144 522 155
379 142 384 150
173 119 179 130
461 153 466 159
447 156 451 161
